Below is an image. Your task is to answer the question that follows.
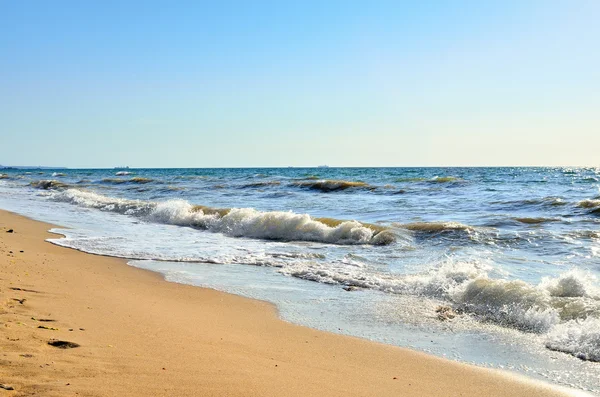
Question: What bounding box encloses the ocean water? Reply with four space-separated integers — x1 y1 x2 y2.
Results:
1 167 599 393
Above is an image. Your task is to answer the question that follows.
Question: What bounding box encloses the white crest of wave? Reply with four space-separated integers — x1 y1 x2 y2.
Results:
51 189 153 215
150 200 383 244
452 278 560 332
48 190 392 245
217 208 379 244
540 270 600 299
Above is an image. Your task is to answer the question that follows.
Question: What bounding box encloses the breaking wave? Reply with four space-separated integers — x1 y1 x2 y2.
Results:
45 189 396 245
280 260 600 360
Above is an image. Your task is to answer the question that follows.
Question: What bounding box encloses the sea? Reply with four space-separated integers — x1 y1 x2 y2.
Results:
0 167 599 394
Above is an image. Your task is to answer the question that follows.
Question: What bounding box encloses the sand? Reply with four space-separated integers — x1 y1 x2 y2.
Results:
0 209 570 396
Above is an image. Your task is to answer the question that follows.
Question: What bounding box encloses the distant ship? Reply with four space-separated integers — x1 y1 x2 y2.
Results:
317 165 329 168
114 166 130 169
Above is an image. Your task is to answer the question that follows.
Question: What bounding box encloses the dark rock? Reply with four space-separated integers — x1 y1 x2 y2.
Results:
48 340 80 349
6 229 13 233
0 384 14 390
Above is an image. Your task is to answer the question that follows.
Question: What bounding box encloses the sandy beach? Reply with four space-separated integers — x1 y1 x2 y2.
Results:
0 209 571 397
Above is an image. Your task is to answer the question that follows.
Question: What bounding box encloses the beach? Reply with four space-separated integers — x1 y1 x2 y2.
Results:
0 209 570 396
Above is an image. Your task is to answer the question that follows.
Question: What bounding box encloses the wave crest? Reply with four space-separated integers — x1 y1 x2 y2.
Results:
47 189 395 245
281 259 600 340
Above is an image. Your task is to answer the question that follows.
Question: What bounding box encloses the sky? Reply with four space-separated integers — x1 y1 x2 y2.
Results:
1 1 599 168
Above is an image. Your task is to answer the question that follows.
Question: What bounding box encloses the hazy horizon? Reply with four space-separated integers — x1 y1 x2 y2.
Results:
2 1 599 168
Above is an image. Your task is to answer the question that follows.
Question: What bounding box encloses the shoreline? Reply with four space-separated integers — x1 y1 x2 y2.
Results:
0 209 575 396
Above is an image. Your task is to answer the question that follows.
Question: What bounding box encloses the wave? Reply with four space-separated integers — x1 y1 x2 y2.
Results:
430 176 462 183
115 171 131 176
577 199 600 209
101 177 154 185
30 180 70 190
393 176 462 184
492 197 567 209
577 199 600 216
51 172 66 177
397 221 474 232
280 259 600 360
241 181 281 188
130 177 153 184
394 177 427 183
292 179 372 192
512 217 559 224
46 189 396 245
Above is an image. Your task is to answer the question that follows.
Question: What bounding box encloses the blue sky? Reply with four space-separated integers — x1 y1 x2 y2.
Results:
1 1 599 167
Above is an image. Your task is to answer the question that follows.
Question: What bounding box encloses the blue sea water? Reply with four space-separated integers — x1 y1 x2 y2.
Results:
1 167 599 393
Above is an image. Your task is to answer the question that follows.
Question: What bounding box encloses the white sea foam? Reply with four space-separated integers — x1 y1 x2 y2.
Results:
47 189 394 245
281 259 600 338
546 317 600 361
540 271 600 299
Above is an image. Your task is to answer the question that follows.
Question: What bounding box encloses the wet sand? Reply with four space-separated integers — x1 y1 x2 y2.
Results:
0 209 570 396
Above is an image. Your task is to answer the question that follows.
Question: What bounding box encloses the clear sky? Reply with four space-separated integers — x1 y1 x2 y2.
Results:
1 1 599 168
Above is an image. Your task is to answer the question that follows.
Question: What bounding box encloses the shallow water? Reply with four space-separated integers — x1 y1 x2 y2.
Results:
1 167 599 393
